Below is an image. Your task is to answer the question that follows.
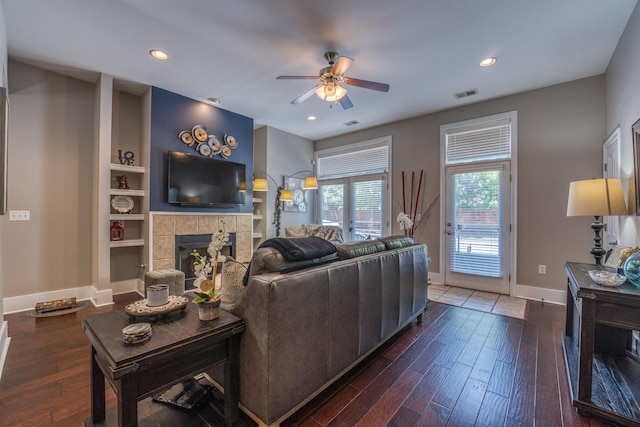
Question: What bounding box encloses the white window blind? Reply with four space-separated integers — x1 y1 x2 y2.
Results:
352 179 384 239
446 118 511 165
448 168 504 278
317 143 389 179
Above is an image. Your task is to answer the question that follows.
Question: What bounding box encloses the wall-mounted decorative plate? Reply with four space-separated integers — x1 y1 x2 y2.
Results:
199 143 212 156
111 195 134 213
179 131 194 146
192 125 208 143
225 134 238 149
208 135 222 152
221 145 231 158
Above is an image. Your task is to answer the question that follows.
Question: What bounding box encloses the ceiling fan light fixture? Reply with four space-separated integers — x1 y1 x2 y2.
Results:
315 82 347 102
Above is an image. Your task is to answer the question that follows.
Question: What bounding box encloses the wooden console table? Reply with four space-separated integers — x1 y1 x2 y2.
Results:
82 303 245 427
563 262 640 426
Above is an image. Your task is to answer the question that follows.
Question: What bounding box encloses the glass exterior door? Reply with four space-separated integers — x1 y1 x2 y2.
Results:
444 162 510 294
319 176 387 241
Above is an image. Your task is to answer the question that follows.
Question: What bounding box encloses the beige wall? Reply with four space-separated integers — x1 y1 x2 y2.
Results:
254 126 314 239
1 60 95 298
316 76 606 292
606 2 640 247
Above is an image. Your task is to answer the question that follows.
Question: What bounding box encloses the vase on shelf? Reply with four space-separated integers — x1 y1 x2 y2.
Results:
196 299 220 321
623 251 640 287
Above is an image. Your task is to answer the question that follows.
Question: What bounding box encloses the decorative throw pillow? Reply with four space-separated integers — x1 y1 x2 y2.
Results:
220 257 247 305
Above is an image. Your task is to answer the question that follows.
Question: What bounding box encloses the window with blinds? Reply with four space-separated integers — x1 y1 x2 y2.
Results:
316 142 389 179
351 179 385 239
448 168 503 278
445 118 511 165
315 138 391 240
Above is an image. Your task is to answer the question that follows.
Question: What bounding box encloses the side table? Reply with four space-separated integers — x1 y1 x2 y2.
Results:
563 262 640 426
83 303 245 427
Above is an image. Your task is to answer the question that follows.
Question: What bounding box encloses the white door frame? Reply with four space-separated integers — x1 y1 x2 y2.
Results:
439 111 518 296
603 127 621 248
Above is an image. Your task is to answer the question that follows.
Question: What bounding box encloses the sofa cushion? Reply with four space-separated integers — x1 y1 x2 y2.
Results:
259 236 337 261
285 224 344 243
335 240 386 259
220 257 247 305
244 247 338 284
378 235 415 250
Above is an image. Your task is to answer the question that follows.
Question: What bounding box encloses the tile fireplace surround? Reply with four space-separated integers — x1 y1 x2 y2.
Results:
151 213 253 271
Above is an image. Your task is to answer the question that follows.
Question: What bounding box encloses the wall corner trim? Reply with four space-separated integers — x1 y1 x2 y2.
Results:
0 321 10 381
515 283 566 305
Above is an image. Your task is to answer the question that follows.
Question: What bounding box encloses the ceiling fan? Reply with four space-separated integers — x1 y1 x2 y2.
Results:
277 52 390 110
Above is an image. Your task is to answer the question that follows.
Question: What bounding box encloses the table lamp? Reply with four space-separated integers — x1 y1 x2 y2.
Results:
567 178 627 264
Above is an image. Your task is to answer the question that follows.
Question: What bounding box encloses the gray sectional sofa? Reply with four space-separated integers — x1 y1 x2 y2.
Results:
225 236 429 426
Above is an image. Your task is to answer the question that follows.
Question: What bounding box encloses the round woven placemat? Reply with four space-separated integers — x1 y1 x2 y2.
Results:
124 295 189 317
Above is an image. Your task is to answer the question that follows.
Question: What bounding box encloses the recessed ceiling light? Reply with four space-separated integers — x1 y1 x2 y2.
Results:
479 57 497 67
207 97 221 105
306 115 317 121
150 49 169 60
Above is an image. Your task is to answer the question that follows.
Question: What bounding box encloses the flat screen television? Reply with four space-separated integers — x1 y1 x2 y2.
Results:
168 151 246 207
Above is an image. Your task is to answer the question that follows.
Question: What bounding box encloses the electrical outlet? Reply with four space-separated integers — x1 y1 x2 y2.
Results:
9 210 30 221
538 264 547 274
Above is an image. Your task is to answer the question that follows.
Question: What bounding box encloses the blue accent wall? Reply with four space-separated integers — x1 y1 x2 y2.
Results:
149 87 253 213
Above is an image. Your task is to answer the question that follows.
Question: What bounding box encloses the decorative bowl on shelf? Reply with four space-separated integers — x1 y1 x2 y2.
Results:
588 270 627 287
623 251 640 287
111 195 134 214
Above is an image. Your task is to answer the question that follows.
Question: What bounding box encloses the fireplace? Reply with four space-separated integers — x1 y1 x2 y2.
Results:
175 233 236 290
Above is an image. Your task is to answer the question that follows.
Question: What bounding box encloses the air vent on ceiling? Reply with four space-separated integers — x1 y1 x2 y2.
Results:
343 120 360 126
454 89 478 99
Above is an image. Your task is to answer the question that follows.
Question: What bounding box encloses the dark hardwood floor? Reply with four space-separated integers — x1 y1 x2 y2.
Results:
0 293 614 426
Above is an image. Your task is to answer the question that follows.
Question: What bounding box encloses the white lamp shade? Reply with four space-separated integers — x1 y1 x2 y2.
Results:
567 178 627 217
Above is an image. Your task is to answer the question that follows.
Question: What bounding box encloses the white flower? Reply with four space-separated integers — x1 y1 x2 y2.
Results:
397 212 413 231
191 220 228 298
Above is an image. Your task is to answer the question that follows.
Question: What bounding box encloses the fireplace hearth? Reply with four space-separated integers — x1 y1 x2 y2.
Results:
175 233 236 290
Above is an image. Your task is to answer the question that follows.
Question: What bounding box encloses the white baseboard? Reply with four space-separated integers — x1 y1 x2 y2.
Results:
0 321 10 381
3 279 141 313
91 287 114 307
427 273 566 306
110 279 141 296
428 272 442 285
515 283 566 305
4 286 97 314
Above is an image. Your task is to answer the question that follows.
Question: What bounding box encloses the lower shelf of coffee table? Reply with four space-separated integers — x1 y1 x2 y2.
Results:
84 389 251 427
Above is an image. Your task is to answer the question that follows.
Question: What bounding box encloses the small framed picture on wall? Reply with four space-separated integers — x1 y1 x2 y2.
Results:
283 176 308 213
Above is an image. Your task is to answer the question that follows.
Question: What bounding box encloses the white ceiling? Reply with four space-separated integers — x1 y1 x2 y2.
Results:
3 0 638 140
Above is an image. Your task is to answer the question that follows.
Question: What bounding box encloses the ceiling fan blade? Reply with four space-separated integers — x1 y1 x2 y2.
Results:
277 76 319 80
291 85 319 104
339 94 353 110
343 77 390 92
331 56 354 76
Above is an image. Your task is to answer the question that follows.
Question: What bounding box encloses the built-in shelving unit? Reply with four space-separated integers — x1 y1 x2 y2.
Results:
95 81 151 294
109 163 146 249
253 195 265 250
109 239 145 248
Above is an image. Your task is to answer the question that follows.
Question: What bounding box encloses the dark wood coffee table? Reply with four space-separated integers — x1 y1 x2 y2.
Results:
82 301 245 427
